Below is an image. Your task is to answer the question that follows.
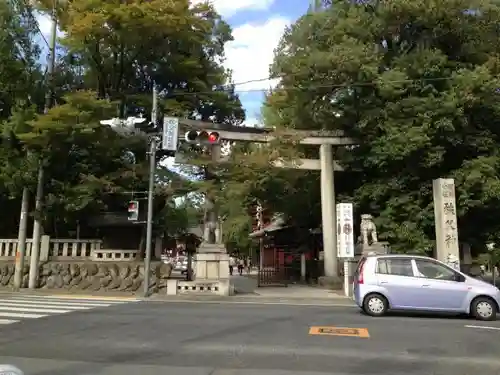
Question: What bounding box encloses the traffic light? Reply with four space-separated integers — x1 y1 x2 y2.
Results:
128 200 139 221
184 130 220 145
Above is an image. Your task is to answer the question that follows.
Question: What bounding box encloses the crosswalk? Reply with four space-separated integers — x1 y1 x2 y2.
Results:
0 294 140 325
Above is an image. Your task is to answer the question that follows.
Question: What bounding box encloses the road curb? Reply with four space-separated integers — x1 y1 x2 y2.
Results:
0 289 354 305
145 294 356 305
147 298 357 307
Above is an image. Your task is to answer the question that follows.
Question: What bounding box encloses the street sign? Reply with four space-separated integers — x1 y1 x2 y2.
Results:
336 203 354 258
162 116 179 151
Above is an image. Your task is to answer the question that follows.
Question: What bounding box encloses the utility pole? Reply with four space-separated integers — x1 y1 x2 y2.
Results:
14 1 58 291
13 188 29 291
28 4 57 289
143 83 157 297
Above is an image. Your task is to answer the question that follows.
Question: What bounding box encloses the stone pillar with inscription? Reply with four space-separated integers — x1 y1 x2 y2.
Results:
433 178 460 270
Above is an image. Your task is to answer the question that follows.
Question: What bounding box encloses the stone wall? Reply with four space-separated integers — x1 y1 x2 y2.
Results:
0 261 173 293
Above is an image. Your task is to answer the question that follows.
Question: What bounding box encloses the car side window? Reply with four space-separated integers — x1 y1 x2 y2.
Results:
414 259 457 281
376 258 414 277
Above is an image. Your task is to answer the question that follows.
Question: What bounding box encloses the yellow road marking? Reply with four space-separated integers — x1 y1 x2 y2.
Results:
309 326 370 338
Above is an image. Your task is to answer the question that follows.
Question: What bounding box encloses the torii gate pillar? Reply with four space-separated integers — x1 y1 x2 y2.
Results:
319 144 340 284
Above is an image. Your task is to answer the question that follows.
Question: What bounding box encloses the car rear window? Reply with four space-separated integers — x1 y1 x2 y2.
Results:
355 257 367 275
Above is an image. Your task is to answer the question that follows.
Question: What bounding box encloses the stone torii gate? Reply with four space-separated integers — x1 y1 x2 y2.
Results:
177 119 357 285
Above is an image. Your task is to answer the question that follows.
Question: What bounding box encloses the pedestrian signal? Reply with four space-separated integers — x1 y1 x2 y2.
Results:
128 200 139 221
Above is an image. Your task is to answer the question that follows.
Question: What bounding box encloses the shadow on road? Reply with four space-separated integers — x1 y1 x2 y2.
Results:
357 309 477 321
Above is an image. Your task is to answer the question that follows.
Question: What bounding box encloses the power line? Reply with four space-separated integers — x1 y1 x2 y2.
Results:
173 76 453 96
11 0 50 47
31 19 50 48
21 0 50 47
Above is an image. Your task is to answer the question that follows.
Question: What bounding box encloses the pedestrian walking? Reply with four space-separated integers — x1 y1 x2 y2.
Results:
229 255 236 276
238 258 244 275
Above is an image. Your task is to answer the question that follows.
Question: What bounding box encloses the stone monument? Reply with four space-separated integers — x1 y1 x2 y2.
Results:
433 178 460 270
355 214 389 255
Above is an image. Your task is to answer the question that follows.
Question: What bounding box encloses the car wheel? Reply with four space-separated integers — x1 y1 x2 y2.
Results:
471 297 497 321
363 293 388 317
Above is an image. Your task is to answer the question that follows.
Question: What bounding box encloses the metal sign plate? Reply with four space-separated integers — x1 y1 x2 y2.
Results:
309 326 370 338
162 117 179 151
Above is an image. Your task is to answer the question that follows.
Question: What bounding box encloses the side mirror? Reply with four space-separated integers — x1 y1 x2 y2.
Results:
455 273 466 282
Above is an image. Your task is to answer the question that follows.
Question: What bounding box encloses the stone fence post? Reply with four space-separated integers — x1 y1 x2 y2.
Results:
39 235 50 261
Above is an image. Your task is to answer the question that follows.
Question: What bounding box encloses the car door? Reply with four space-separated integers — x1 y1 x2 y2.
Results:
376 257 421 309
413 258 469 311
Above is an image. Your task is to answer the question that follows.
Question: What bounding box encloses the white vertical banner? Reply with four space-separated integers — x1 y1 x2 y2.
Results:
162 116 179 151
336 203 354 258
336 204 341 258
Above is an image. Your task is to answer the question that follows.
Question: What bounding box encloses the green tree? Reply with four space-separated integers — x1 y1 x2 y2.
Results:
265 0 500 253
0 0 45 236
10 0 247 244
0 0 44 119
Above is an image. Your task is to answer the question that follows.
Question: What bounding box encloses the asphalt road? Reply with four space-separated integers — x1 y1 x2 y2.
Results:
1 298 500 375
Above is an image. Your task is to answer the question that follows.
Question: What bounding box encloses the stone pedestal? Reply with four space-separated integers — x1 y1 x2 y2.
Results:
195 243 230 281
355 241 390 256
165 242 233 296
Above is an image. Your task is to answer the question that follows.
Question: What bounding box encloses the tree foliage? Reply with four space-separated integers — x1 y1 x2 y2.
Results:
264 0 500 253
0 0 245 246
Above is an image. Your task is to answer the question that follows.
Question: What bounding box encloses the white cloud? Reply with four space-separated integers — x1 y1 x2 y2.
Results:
191 2 289 92
35 13 53 38
191 0 275 18
224 17 290 91
34 12 65 41
243 117 262 127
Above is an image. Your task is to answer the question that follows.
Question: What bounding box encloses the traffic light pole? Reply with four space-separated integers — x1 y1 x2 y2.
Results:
143 136 156 296
143 83 157 297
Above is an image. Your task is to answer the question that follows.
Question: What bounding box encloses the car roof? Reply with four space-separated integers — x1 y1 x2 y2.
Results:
364 253 432 261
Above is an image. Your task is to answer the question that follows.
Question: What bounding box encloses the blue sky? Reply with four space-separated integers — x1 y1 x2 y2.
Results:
36 0 310 125
215 0 309 124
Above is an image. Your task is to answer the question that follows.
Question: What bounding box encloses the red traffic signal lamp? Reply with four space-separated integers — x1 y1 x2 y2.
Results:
208 132 219 143
128 200 139 221
184 130 220 145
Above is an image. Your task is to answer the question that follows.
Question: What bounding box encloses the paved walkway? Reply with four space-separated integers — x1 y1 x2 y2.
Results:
249 285 346 299
230 275 346 299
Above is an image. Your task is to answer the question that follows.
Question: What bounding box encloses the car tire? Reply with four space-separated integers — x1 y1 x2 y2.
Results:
471 297 497 321
363 293 388 317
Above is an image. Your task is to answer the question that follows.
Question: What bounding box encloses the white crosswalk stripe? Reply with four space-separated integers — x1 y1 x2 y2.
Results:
0 295 140 325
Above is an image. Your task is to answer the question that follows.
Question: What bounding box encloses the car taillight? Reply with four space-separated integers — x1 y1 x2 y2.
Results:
358 261 365 284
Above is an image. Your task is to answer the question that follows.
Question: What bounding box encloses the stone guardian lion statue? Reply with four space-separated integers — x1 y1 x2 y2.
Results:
360 214 378 246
